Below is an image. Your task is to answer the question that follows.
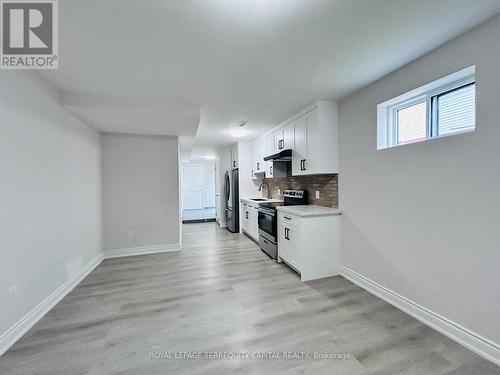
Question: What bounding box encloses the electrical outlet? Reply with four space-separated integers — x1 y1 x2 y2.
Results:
127 230 135 239
316 190 320 199
9 284 19 302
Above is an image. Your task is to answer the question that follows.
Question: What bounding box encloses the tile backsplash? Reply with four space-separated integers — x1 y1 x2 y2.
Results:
262 167 338 208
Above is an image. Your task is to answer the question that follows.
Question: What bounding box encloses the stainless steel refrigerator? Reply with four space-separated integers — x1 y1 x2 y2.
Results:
225 169 239 233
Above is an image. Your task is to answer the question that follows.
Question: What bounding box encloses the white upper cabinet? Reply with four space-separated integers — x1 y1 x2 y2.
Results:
283 123 295 149
273 129 282 151
250 100 338 178
274 122 294 151
251 138 266 176
231 143 238 169
291 101 339 176
265 134 275 156
265 135 276 177
292 115 307 176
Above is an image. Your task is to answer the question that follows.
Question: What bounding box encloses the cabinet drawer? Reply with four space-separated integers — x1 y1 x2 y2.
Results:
278 212 301 228
247 204 258 212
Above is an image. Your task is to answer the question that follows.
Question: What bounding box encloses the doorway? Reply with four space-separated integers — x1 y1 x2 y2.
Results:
181 161 216 222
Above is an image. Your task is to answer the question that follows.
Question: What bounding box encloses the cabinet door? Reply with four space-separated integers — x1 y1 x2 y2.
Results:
286 226 301 271
260 139 266 172
282 123 295 149
304 107 320 174
266 161 273 178
256 139 265 172
292 116 307 176
248 209 258 239
265 135 275 157
274 129 284 151
278 223 290 260
278 224 301 271
231 145 238 169
240 202 248 230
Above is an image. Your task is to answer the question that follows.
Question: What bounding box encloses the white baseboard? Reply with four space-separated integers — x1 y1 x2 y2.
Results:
340 265 500 366
104 243 180 259
0 253 104 357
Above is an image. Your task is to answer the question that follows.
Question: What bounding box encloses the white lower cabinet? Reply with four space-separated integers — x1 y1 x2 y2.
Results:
278 222 301 272
277 210 340 281
241 199 259 241
240 200 248 231
247 208 258 239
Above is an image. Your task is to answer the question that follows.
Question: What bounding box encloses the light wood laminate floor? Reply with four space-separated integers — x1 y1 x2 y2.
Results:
1 223 498 374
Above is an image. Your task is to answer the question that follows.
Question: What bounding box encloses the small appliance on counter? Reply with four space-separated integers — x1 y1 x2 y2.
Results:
257 190 308 260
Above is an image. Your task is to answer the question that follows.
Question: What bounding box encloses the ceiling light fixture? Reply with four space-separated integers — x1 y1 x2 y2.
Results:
230 128 249 138
229 120 249 138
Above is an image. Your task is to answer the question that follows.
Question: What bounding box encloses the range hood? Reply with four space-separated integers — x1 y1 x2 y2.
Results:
263 149 292 162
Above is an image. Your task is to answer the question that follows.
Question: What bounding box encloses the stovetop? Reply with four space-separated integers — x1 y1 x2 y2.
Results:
259 202 284 209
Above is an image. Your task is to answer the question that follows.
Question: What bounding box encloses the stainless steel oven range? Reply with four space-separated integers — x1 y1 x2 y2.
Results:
257 190 307 260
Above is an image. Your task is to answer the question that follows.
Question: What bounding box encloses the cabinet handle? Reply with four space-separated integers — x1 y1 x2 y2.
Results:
257 162 259 170
283 216 291 220
281 140 284 149
233 161 236 168
246 211 249 219
284 228 288 240
251 169 254 177
303 159 306 170
270 165 273 174
300 159 304 171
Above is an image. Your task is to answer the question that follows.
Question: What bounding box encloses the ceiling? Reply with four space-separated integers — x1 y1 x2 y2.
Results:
39 0 500 159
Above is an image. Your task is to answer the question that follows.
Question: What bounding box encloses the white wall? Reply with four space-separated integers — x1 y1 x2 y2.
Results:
102 134 180 251
338 15 500 357
0 72 102 343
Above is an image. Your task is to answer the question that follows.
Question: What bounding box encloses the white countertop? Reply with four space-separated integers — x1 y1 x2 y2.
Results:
277 205 342 217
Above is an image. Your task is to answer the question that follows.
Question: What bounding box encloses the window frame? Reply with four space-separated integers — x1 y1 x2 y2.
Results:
377 66 476 150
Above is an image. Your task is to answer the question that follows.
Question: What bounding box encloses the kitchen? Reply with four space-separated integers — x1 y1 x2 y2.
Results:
2 2 499 373
223 101 342 281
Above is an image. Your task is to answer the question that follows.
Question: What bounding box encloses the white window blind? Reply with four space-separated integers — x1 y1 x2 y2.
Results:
436 83 475 136
397 101 427 145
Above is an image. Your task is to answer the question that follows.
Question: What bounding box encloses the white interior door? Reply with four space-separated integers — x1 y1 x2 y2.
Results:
203 162 216 208
182 164 204 210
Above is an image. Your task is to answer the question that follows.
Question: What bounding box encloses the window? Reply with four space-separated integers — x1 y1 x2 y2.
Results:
377 66 475 149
